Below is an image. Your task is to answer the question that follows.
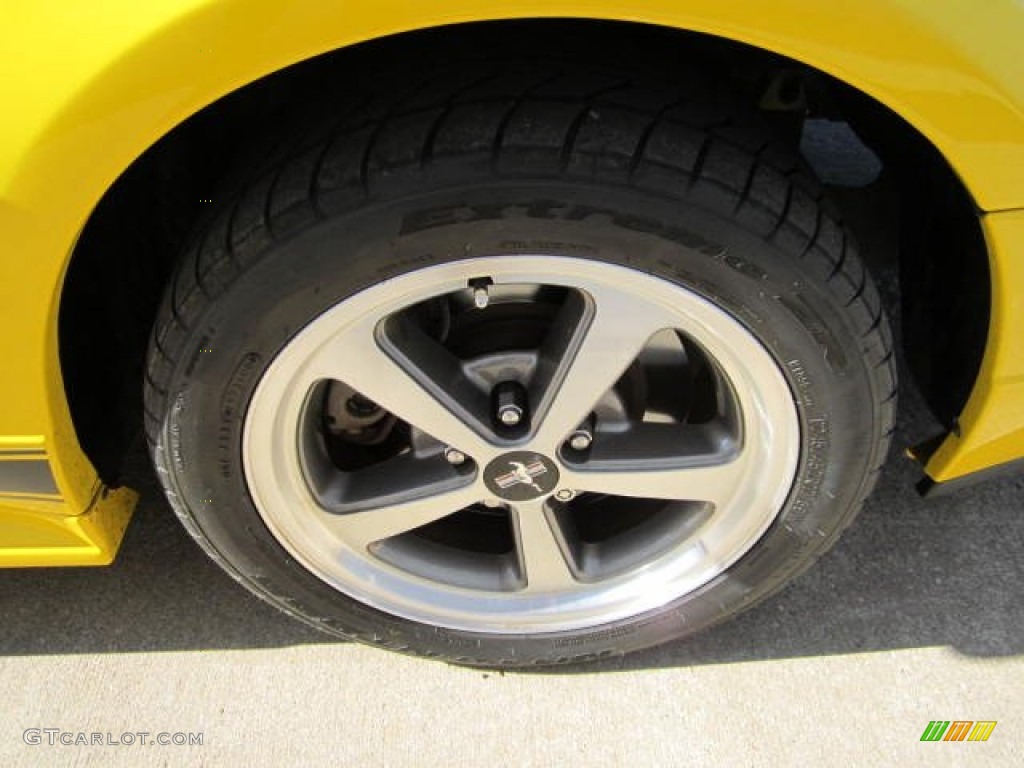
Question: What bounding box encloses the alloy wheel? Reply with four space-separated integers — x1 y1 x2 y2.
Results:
243 255 800 633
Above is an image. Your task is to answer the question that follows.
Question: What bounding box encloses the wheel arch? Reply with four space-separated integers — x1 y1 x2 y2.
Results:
37 7 1019 489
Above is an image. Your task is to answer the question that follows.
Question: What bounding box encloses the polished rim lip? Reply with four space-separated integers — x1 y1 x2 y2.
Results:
242 255 801 634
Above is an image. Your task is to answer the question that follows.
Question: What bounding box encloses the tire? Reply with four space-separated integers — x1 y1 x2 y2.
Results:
145 62 895 667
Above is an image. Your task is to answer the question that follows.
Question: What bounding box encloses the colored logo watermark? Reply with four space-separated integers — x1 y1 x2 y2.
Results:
920 721 997 742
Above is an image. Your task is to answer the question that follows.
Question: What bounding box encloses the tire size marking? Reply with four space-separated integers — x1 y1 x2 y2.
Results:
217 352 263 480
786 358 816 408
783 358 831 528
788 417 830 527
169 392 187 474
499 239 597 255
778 294 848 372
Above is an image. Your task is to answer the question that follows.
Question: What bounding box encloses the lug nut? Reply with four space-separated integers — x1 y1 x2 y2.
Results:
554 489 576 502
499 406 523 426
568 429 593 451
444 447 467 465
567 415 596 451
493 380 528 429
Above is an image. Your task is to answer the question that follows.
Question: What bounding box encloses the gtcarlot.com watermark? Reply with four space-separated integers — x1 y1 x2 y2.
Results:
23 729 203 747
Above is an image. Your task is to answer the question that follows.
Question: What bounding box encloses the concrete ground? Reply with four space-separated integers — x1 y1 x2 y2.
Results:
1 124 1021 767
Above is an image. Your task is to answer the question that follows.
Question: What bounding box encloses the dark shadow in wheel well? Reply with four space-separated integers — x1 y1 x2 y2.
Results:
827 83 989 436
58 19 988 484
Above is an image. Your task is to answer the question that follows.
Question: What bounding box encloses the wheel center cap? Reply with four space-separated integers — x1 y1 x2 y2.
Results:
483 451 560 501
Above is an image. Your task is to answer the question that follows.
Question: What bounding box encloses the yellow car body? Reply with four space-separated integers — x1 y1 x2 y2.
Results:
1 0 1023 566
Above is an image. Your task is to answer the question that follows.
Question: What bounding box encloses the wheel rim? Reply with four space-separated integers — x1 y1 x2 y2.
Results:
243 255 800 633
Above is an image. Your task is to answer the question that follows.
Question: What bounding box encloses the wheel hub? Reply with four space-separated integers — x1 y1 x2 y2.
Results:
483 451 561 502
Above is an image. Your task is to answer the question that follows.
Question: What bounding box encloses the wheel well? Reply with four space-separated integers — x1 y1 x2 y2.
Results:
58 19 988 483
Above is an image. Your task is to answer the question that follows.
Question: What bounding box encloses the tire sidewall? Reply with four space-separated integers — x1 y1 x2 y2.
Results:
156 181 883 664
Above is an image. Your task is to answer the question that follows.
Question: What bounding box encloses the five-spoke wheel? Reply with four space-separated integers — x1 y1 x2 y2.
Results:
146 63 894 665
244 256 799 632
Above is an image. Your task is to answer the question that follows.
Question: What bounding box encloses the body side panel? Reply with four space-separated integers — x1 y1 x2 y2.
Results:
926 210 1024 482
1 1 1022 563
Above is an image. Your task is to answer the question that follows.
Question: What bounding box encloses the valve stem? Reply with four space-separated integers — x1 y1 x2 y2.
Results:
468 276 494 310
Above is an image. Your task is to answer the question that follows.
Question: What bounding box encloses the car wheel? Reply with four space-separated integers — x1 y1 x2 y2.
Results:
145 64 895 666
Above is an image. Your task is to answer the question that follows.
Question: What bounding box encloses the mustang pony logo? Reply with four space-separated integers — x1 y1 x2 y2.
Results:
494 459 549 493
